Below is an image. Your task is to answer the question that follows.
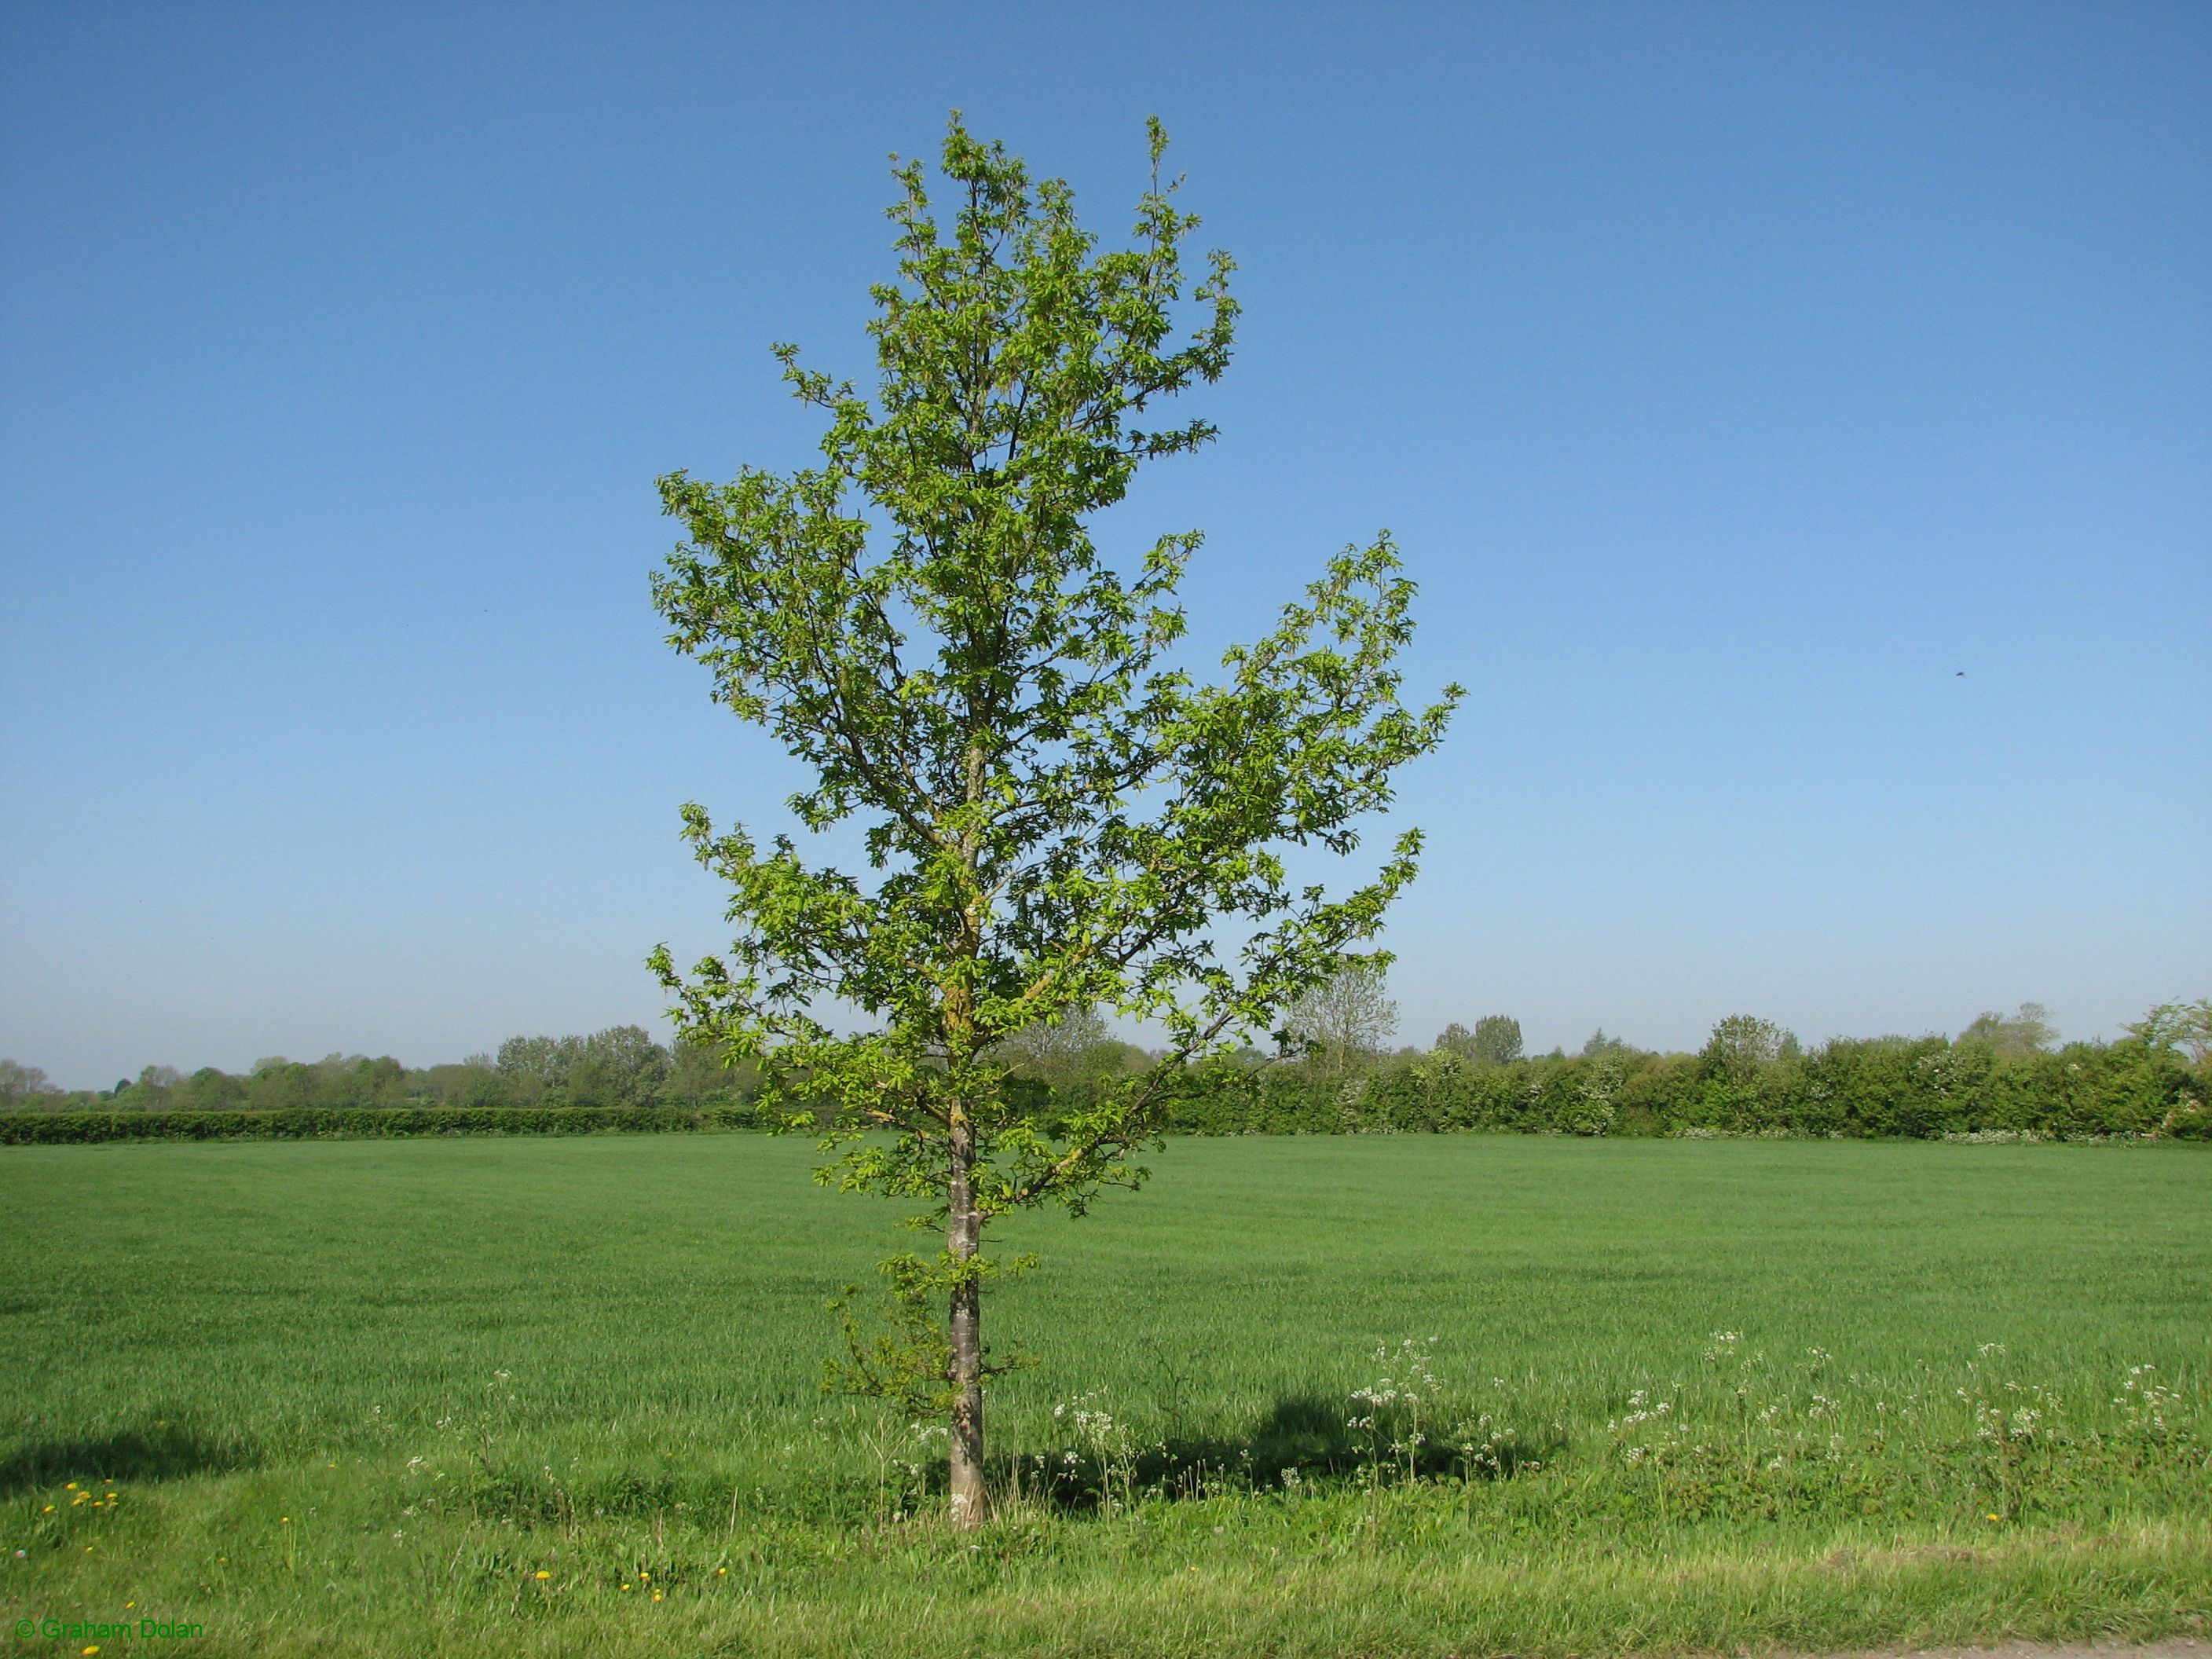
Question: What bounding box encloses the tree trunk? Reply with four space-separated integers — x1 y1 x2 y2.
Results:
946 1119 988 1529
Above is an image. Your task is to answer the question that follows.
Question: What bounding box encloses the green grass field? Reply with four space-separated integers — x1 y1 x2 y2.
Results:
2 1134 2207 1657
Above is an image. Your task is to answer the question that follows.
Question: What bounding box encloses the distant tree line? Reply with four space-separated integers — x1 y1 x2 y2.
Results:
1152 1002 2209 1141
3 997 2207 1142
0 1026 756 1115
986 989 2208 1141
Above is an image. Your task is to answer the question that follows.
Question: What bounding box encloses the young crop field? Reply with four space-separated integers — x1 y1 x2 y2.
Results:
2 1134 2207 1657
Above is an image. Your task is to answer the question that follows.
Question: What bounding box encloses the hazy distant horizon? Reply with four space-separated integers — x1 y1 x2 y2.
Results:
7 1000 2128 1099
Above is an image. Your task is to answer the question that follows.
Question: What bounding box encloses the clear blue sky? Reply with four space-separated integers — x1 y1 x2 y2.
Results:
3 2 2207 1089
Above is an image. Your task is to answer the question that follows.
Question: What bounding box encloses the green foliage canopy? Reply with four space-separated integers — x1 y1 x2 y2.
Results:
646 116 1459 1517
650 117 1456 1210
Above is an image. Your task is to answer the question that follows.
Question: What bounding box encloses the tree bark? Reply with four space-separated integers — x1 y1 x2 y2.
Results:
946 1117 988 1529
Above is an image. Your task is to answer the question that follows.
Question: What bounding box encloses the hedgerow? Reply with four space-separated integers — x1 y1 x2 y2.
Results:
1152 1035 2209 1141
0 1103 759 1145
3 1035 2204 1145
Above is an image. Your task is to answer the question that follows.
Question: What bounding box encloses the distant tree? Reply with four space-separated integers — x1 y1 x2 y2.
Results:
1433 1021 1476 1058
1957 1002 2056 1058
661 1035 759 1108
649 118 1456 1527
420 1060 506 1110
107 1064 185 1111
1435 1016 1524 1064
356 1057 407 1103
1471 1014 1524 1067
291 1055 404 1110
996 1008 1148 1097
245 1060 316 1111
567 1025 672 1108
1701 1015 1791 1083
497 1026 671 1107
2184 1006 2211 1071
1580 1027 1632 1058
177 1067 244 1111
0 1060 60 1109
1284 964 1398 1078
494 1034 574 1103
998 1005 1111 1084
2126 999 2212 1068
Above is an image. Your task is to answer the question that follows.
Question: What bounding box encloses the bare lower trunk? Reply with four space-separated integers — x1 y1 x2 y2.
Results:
947 1121 987 1529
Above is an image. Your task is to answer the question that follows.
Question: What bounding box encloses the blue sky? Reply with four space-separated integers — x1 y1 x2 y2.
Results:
2 2 2206 1088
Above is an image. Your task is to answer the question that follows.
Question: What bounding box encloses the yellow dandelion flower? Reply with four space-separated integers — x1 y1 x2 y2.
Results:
280 1517 290 1524
82 1647 99 1656
717 1567 727 1576
621 1583 632 1591
534 1570 551 1580
638 1570 649 1580
42 1504 54 1513
652 1591 662 1602
65 1482 77 1490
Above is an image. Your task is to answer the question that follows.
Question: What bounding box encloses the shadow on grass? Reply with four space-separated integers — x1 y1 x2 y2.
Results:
0 1423 259 1495
990 1391 1560 1514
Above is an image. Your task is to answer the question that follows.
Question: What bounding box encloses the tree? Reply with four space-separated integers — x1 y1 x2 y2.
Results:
997 1005 1110 1082
244 1060 314 1111
177 1066 244 1111
495 1034 572 1103
1957 1002 2056 1058
1470 1015 1524 1066
1701 1014 1791 1083
662 1035 760 1108
567 1025 672 1108
1284 963 1397 1077
0 1060 60 1109
496 1026 672 1106
420 1060 507 1110
650 117 1458 1528
1434 1014 1522 1066
2126 998 2212 1069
